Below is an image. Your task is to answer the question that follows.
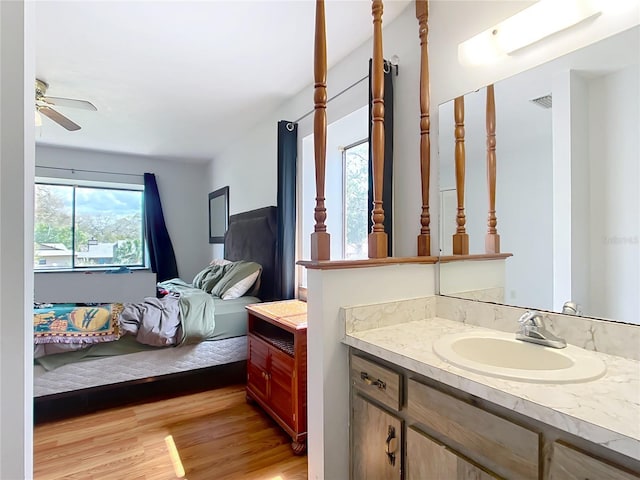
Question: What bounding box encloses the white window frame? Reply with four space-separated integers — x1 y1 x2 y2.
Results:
34 177 146 272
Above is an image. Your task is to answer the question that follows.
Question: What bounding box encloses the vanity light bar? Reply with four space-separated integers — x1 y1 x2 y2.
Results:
496 0 601 54
458 0 601 66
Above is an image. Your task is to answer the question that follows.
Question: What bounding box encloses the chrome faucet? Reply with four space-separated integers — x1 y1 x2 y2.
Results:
562 301 581 316
516 311 567 349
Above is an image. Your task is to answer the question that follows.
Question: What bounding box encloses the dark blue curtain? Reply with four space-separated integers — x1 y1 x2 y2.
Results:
368 59 395 256
276 121 297 300
144 173 179 282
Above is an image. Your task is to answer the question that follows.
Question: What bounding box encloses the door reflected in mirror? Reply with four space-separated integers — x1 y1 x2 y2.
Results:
438 26 639 325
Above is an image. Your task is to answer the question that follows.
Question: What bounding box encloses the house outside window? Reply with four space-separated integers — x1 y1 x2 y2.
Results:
34 181 145 270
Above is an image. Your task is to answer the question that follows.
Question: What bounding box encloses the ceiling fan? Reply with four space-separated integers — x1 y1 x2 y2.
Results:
35 79 97 131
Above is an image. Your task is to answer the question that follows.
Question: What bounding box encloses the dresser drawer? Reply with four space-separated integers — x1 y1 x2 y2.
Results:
408 379 539 479
351 354 401 411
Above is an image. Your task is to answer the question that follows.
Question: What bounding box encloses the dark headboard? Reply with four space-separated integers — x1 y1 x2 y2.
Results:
224 206 278 301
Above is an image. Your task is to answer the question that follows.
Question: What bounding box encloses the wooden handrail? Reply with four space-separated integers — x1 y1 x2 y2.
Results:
452 96 469 255
416 0 431 257
368 0 388 259
311 0 330 261
485 84 500 253
299 255 437 270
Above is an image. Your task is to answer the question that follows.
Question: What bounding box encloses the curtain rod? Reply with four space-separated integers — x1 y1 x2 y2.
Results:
35 165 145 178
293 74 368 124
293 60 398 124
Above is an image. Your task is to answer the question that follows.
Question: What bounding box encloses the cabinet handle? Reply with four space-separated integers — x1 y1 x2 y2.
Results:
360 371 386 391
385 425 397 466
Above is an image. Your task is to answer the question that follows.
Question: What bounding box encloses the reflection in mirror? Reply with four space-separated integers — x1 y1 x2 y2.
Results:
208 186 229 244
438 26 639 325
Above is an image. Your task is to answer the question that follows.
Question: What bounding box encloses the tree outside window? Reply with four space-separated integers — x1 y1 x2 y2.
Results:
34 183 144 270
344 141 369 260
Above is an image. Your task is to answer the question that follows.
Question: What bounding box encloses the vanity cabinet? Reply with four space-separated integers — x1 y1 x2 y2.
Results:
350 354 402 480
547 441 640 480
406 427 499 480
408 379 539 479
348 349 640 480
351 354 401 410
352 394 402 480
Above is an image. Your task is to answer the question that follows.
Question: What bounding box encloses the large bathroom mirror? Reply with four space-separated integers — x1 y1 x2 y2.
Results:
438 25 639 325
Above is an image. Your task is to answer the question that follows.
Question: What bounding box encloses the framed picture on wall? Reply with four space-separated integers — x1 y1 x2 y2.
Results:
208 186 229 243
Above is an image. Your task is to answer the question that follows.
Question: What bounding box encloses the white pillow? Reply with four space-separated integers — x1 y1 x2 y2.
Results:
221 269 261 300
209 258 232 266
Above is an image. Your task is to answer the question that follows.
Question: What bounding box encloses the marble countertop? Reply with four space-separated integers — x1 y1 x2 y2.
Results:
343 316 640 460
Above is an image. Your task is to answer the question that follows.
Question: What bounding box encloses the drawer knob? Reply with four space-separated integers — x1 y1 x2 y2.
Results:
360 371 387 391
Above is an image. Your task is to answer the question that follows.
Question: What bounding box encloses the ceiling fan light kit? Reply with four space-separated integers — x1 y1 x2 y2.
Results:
35 78 96 131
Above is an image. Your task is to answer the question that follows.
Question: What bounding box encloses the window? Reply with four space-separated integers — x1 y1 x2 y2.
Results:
34 181 145 270
343 141 369 260
298 105 369 289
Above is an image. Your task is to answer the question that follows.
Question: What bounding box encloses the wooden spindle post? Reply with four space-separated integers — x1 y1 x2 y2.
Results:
452 96 469 255
311 0 330 261
485 84 500 253
416 0 431 256
368 0 388 259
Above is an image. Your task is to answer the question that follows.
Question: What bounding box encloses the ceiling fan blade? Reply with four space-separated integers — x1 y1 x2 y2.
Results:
43 96 97 111
39 106 81 131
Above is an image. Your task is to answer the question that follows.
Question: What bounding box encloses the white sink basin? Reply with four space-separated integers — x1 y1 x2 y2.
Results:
433 330 607 383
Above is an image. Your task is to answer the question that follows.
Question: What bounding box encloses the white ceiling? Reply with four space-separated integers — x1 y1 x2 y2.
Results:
35 0 410 162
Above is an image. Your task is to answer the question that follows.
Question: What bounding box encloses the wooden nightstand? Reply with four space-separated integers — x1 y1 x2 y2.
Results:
245 300 307 454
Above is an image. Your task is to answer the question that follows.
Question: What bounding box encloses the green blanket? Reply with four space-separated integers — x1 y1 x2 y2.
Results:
36 335 158 371
161 280 218 344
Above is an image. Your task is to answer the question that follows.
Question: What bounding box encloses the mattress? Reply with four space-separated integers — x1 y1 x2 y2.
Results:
208 295 259 339
33 296 259 397
34 335 247 397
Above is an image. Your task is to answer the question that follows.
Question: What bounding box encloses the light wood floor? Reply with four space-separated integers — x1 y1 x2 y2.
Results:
34 384 308 480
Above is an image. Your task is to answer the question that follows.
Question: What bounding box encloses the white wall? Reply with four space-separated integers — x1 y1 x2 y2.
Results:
588 65 639 324
307 264 437 480
36 145 211 283
439 259 505 298
569 73 590 315
34 271 157 304
0 1 35 477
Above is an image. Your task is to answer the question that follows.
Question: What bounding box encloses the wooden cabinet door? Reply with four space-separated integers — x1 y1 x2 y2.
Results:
408 379 538 479
269 347 295 429
547 442 640 480
247 335 269 401
406 427 501 480
351 394 402 480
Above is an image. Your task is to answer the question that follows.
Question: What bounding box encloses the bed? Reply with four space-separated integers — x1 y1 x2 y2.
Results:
34 205 278 422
